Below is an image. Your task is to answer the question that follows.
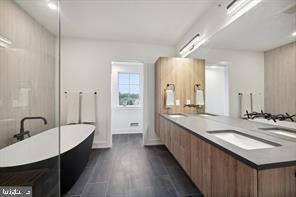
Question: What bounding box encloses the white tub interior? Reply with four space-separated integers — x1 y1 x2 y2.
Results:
0 124 95 168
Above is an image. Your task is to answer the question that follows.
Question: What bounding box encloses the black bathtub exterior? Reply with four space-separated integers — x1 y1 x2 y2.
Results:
61 130 95 194
0 128 95 197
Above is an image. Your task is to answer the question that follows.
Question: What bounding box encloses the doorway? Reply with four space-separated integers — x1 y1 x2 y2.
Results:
205 64 230 116
111 61 144 146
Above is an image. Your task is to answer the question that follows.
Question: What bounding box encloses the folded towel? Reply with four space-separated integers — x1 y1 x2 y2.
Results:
195 90 204 106
66 92 80 124
81 93 96 123
165 89 174 108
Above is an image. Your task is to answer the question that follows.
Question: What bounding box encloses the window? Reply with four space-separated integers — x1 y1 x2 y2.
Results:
118 72 140 106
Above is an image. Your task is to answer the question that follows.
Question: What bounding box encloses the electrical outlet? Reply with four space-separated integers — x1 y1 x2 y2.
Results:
176 100 180 106
186 99 191 105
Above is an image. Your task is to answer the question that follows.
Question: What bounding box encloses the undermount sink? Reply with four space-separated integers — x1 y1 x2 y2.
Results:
168 113 187 118
195 113 217 117
260 127 296 139
207 130 280 150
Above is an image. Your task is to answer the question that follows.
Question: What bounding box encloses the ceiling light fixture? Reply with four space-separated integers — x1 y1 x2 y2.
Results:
48 2 57 10
0 35 12 48
292 31 296 37
179 34 204 57
227 0 262 16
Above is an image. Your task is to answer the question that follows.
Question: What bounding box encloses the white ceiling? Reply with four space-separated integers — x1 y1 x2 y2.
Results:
206 0 296 52
15 0 217 46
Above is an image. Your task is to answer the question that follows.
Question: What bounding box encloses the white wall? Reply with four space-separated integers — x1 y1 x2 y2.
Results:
111 62 143 134
205 66 229 116
60 37 175 148
191 48 264 117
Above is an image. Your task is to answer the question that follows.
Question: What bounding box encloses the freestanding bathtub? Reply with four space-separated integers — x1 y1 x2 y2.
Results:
0 124 95 196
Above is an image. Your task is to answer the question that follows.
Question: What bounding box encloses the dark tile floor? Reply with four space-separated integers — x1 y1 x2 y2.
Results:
64 134 203 197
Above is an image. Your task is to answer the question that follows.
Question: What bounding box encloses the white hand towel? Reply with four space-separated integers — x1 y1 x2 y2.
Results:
66 92 80 124
252 93 263 112
165 90 174 107
195 90 204 106
241 94 251 117
81 93 96 123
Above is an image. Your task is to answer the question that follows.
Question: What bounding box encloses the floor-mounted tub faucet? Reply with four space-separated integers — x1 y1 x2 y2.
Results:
14 117 47 141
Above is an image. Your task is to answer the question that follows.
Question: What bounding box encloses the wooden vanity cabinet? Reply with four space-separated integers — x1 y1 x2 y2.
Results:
158 116 296 197
159 116 191 174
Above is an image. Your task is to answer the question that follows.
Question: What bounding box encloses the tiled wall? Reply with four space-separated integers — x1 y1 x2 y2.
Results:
0 0 56 148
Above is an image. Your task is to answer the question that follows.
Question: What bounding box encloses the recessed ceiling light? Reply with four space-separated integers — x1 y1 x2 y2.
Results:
48 2 57 10
292 31 296 37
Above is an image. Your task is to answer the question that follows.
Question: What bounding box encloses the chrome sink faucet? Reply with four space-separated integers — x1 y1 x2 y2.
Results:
14 117 47 141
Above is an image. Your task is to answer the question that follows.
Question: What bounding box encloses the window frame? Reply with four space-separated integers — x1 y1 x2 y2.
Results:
117 72 141 107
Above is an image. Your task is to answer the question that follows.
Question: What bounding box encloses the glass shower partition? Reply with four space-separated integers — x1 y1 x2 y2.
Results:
0 0 60 196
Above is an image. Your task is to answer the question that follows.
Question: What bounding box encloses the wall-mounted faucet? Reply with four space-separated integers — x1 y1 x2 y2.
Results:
14 117 47 141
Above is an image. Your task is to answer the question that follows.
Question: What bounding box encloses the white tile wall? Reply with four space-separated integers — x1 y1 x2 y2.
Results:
0 0 56 148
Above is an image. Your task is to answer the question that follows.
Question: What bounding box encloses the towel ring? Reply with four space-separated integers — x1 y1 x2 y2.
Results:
166 84 175 91
194 84 201 92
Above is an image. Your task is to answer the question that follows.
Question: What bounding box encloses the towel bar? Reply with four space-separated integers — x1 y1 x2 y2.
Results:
64 91 97 94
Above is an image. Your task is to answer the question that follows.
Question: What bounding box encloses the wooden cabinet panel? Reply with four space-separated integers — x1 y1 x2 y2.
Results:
159 116 165 143
258 166 296 197
167 123 191 174
178 127 191 174
191 134 257 197
191 134 212 197
170 120 179 159
211 145 257 197
164 121 171 150
236 161 258 197
159 117 191 175
211 147 237 197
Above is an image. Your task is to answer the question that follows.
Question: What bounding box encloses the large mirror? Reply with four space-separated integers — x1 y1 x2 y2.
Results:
189 0 296 126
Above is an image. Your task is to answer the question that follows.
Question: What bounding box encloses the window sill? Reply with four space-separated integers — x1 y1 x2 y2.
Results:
115 105 143 109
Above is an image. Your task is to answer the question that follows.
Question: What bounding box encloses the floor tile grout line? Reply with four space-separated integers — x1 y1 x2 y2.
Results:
80 156 101 196
105 134 126 197
156 150 181 197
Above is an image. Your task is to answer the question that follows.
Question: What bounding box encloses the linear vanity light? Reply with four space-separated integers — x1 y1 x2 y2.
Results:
179 34 205 58
227 0 262 16
0 35 12 48
48 1 58 10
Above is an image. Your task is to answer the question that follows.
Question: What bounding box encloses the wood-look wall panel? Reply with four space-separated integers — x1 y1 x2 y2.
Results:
0 0 56 148
154 57 205 122
264 42 296 115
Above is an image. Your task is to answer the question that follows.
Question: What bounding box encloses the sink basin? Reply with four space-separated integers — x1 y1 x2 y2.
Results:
168 113 187 118
207 130 280 150
260 128 296 139
194 113 217 117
